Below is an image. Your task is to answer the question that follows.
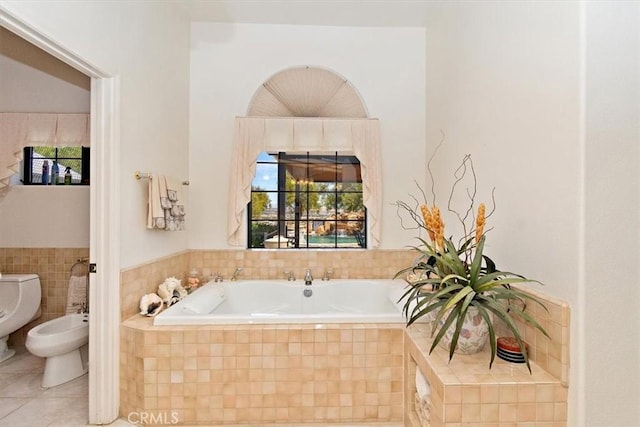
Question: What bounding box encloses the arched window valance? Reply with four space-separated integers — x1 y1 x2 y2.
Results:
227 116 382 248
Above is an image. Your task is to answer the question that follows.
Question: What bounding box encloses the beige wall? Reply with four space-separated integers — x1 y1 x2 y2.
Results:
424 1 640 425
0 26 90 113
188 23 426 250
0 187 90 247
0 25 90 248
1 0 192 268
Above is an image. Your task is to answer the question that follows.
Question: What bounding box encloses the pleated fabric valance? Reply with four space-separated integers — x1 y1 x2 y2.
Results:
0 113 90 193
228 116 382 248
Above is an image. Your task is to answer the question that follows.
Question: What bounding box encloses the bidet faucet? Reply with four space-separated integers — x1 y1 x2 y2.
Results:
304 268 313 286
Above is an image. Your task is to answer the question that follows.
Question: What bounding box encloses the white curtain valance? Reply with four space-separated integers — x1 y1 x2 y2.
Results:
0 113 90 193
228 116 382 248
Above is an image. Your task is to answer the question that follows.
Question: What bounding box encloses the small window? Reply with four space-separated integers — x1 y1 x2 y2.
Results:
22 146 90 185
249 151 366 249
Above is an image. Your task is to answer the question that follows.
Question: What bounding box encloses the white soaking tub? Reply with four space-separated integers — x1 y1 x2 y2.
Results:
153 279 407 325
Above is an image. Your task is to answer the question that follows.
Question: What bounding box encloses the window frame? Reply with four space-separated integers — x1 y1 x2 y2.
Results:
248 151 367 250
22 146 90 185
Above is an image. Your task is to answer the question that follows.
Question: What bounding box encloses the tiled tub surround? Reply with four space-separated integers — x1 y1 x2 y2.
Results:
120 250 570 426
0 247 89 346
120 250 190 321
120 317 404 425
120 249 416 320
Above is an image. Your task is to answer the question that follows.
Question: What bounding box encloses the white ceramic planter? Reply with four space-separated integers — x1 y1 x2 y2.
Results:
437 306 490 354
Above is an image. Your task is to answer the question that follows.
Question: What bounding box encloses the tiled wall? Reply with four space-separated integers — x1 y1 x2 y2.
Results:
120 251 190 321
121 318 404 425
120 249 415 320
0 247 89 346
187 249 416 282
494 285 571 386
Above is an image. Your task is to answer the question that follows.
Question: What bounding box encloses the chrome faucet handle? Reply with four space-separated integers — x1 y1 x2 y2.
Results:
322 269 334 281
284 271 295 281
214 272 223 283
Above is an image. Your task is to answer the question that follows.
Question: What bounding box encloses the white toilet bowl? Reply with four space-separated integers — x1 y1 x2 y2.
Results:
26 313 89 387
0 274 42 363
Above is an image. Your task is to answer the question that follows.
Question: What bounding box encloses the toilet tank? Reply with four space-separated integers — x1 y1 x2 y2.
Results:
0 274 42 320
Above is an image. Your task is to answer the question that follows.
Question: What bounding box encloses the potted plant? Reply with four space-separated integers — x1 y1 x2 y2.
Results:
395 150 549 373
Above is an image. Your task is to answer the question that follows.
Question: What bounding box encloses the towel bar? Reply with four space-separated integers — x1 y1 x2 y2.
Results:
134 171 189 186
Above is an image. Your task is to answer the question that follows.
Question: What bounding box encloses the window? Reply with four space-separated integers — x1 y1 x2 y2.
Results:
22 146 90 185
249 152 366 249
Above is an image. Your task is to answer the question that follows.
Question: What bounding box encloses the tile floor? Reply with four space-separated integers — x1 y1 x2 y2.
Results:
1 347 403 427
0 347 94 427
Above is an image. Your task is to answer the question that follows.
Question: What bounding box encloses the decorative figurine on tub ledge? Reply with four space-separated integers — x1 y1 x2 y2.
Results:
157 276 188 307
139 293 163 316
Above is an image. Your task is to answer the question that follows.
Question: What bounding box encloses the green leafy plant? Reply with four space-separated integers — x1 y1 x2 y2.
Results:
395 145 549 373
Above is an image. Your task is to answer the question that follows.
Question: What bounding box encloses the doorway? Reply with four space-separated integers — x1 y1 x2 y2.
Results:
1 9 120 424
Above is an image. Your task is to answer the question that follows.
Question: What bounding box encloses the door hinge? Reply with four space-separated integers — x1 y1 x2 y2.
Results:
89 263 97 274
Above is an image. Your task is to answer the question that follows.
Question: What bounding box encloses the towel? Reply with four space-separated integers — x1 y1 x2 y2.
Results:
415 368 431 400
147 174 185 230
147 174 167 229
164 176 185 231
66 275 87 314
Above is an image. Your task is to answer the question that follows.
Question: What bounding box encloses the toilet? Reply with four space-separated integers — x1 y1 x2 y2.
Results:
0 274 42 363
26 312 89 387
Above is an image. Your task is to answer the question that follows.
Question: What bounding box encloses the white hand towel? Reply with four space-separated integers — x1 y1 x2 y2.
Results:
147 174 168 229
66 275 87 314
415 368 431 400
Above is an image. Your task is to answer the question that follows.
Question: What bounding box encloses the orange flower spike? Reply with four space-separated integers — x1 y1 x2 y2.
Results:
475 203 486 243
432 206 445 249
421 205 436 243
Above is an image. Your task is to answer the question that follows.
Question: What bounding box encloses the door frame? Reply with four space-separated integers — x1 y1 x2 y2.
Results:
1 8 121 424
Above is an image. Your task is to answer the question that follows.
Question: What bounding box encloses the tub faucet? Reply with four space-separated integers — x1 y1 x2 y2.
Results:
304 268 313 286
77 302 89 314
322 269 334 281
231 267 243 281
213 272 223 283
284 271 295 281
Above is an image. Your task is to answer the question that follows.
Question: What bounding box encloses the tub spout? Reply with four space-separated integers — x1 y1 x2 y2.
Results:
304 268 313 286
231 267 243 281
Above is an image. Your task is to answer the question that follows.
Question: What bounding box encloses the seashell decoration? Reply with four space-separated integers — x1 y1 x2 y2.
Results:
139 293 163 316
157 276 188 307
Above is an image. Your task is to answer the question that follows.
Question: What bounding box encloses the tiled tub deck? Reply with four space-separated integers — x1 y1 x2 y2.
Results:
405 325 567 426
120 263 569 426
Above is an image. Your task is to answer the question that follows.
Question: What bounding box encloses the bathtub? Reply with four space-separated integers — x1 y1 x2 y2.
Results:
153 279 407 325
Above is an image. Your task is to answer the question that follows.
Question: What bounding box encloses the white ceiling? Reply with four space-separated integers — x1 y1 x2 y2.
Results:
182 0 437 27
